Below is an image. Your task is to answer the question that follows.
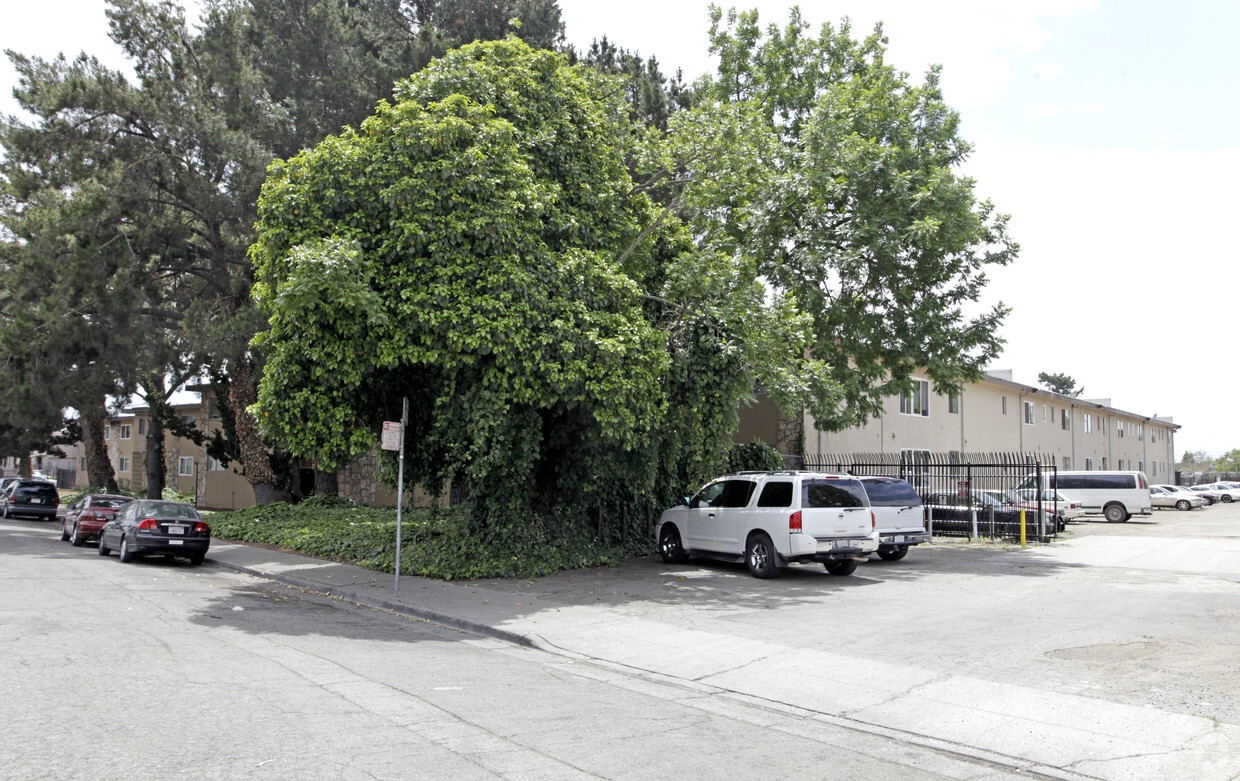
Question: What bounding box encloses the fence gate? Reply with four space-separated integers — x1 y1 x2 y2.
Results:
800 452 1059 543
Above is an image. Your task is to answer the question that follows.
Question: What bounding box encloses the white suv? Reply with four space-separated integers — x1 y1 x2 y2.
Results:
656 471 880 578
857 476 930 561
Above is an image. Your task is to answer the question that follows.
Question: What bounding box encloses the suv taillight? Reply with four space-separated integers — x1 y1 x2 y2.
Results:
789 511 802 531
137 518 159 530
871 511 876 529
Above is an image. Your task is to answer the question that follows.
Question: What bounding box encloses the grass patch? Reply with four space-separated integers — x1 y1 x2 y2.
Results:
208 495 647 580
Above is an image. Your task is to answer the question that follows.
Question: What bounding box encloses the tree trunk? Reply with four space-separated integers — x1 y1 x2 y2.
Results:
83 408 117 491
228 359 277 504
313 469 338 496
19 456 32 477
145 410 166 499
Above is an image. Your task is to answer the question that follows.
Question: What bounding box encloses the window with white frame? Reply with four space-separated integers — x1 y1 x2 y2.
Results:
1102 417 1107 435
120 424 132 440
1063 456 1071 470
948 393 959 414
118 457 130 473
178 457 194 476
1023 401 1035 424
1117 459 1124 469
138 418 146 436
1061 409 1070 430
1137 424 1144 439
1101 457 1108 469
1002 396 1008 415
1118 422 1125 438
1042 404 1048 422
1138 461 1144 472
900 380 929 417
208 457 226 472
1085 457 1094 470
1084 413 1092 433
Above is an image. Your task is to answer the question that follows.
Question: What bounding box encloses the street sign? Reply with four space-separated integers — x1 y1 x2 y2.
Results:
381 421 402 451
957 480 970 499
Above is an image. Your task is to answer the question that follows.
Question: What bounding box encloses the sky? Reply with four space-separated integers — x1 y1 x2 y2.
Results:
3 1 1237 458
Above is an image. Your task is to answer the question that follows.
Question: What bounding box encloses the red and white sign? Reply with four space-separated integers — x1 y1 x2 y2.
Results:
381 421 402 451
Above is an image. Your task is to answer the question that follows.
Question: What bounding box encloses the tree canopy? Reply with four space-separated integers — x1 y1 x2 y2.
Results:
1037 371 1084 397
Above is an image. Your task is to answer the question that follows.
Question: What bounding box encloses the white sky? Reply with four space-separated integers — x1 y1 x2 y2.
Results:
4 1 1237 458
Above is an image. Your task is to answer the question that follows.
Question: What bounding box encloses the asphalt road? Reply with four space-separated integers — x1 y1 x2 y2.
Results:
2 518 1035 781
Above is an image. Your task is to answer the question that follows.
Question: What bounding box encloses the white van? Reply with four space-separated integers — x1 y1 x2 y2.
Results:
1015 471 1151 523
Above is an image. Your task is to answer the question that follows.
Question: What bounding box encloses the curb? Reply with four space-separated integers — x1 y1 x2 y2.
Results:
206 556 545 652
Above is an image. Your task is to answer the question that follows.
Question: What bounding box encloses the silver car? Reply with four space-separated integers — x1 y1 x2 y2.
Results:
1150 485 1204 511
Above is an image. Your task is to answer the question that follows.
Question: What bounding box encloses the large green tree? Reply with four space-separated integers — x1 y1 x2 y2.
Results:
649 7 1018 431
251 38 831 521
1037 371 1083 397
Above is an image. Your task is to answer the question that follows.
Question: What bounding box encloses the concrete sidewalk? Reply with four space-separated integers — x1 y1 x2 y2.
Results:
206 539 1240 781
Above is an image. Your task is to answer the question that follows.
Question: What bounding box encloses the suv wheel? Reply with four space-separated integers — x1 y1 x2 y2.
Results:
745 532 780 579
824 559 858 576
658 525 688 564
1103 503 1128 523
876 546 908 562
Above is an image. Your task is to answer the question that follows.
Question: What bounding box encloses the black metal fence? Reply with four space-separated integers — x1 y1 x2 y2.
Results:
799 452 1059 543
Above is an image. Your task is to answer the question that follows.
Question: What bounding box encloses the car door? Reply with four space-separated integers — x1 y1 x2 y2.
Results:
713 479 759 554
684 481 726 551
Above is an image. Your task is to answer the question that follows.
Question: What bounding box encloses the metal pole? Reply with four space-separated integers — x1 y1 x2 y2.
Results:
395 396 408 593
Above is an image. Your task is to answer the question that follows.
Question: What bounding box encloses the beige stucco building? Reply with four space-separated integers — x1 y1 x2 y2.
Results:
738 369 1179 483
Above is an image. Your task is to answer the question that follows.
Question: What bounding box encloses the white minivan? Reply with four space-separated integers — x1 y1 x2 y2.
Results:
1015 471 1151 523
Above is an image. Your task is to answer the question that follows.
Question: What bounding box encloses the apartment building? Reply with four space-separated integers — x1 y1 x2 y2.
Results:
737 369 1179 483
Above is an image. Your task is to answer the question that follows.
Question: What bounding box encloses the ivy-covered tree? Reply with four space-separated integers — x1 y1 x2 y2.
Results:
650 7 1018 431
251 38 832 523
1037 371 1083 397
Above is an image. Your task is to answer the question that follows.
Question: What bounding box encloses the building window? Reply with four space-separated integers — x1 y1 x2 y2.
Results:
1042 404 1048 422
900 380 929 417
1117 459 1124 470
1063 456 1071 470
1084 413 1092 434
208 457 226 472
104 425 111 440
1085 457 1094 470
948 393 959 414
1002 396 1008 415
1061 410 1070 430
1023 401 1035 425
79 457 87 471
1102 417 1107 435
1138 461 1144 472
118 457 130 473
138 418 146 436
178 457 194 476
208 398 222 419
1137 424 1144 439
120 424 132 440
1101 457 1108 469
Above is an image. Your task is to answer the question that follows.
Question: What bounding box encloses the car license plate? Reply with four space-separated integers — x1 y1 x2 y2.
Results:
893 535 905 543
833 539 853 549
169 539 183 545
30 498 43 504
168 525 185 535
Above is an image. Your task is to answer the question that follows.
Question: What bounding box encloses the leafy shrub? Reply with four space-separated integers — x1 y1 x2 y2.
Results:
162 486 196 504
209 501 644 580
725 439 785 473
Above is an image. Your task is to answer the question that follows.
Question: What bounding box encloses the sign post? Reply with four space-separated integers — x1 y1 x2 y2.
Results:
381 399 408 591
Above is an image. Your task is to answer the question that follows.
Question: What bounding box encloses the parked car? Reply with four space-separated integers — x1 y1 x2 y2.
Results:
98 499 211 565
1006 488 1086 524
657 471 880 578
857 476 929 561
1150 485 1206 511
1199 483 1240 503
1014 471 1152 523
975 489 1066 531
0 479 60 520
923 490 1059 538
60 493 133 546
0 476 22 497
1184 485 1222 505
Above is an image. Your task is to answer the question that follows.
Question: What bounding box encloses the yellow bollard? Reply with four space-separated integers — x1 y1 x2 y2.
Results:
1020 508 1027 548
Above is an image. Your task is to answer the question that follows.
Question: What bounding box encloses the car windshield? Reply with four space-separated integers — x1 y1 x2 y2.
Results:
14 484 57 500
140 501 200 520
861 479 921 506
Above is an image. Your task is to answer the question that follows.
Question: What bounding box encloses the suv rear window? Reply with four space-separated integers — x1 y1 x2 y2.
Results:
861 479 922 506
14 483 58 500
803 478 867 508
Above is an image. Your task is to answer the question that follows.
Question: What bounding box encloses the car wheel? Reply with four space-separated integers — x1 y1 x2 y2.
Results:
189 552 205 566
1223 495 1234 504
745 532 780 579
658 525 689 564
1176 499 1191 511
1103 503 1128 523
118 535 135 563
60 521 70 541
70 524 85 547
824 558 859 576
98 534 110 556
876 546 908 562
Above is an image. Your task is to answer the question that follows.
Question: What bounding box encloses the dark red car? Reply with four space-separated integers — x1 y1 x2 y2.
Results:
60 494 133 547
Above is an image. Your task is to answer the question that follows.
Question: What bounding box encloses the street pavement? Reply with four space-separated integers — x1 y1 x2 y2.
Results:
204 505 1240 781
